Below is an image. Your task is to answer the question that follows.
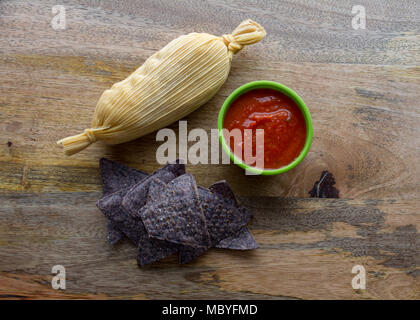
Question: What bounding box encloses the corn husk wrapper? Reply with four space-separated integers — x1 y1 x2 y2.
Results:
57 20 266 155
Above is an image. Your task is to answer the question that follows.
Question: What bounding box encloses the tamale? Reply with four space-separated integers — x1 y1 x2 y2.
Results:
57 20 266 155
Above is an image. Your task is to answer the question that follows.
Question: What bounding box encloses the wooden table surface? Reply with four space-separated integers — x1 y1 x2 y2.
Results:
1 0 419 299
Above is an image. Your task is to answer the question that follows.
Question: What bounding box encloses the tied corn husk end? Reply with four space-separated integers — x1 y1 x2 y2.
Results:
57 127 108 156
221 19 266 56
57 19 266 155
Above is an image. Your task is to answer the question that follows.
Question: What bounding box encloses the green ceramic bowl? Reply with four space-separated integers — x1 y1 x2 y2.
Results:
217 80 313 175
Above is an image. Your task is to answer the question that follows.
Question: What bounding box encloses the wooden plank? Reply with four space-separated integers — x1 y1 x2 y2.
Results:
1 54 419 199
1 1 419 199
0 193 418 299
0 0 419 300
1 0 418 65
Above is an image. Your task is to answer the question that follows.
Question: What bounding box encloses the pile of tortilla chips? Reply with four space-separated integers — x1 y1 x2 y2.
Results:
97 158 258 266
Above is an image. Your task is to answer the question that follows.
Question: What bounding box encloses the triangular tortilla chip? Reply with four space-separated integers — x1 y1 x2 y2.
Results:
100 158 148 196
139 175 211 248
122 161 186 218
216 226 258 250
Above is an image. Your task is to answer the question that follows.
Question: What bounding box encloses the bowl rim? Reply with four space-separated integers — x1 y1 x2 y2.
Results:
217 80 313 175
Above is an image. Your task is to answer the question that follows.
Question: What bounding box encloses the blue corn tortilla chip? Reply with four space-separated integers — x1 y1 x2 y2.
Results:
97 188 147 245
100 158 149 244
136 177 183 265
100 158 149 196
143 177 167 203
138 177 208 264
97 187 178 263
207 182 256 250
139 175 211 248
122 161 186 218
98 159 257 266
216 226 258 250
197 186 250 245
177 184 252 263
141 177 200 264
137 236 178 266
178 246 207 264
106 220 124 245
208 180 238 206
101 159 184 244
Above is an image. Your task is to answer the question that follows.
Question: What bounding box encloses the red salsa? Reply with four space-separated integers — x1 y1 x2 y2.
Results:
223 88 306 169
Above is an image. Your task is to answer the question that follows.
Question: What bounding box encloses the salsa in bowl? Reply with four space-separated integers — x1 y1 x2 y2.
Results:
218 81 313 175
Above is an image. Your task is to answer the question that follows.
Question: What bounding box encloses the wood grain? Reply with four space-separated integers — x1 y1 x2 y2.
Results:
1 1 419 198
0 0 419 299
0 193 418 299
1 53 419 199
